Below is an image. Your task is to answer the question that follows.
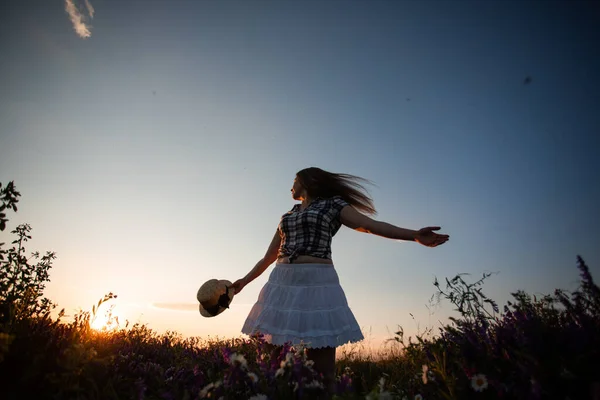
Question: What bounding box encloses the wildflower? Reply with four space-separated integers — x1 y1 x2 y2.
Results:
278 351 294 370
305 359 315 368
305 380 324 390
199 382 215 397
285 351 294 364
199 380 222 397
338 372 353 393
295 341 308 355
275 367 286 378
229 352 248 369
379 377 386 391
414 395 423 400
247 372 258 383
422 365 428 384
471 374 488 392
248 395 268 400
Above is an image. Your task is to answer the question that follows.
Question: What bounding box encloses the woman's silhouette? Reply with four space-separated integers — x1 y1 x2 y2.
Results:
232 167 449 396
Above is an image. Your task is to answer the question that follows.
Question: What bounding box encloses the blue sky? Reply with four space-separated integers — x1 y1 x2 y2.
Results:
1 0 599 350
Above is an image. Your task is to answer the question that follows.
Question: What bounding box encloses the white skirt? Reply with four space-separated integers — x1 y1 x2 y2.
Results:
241 263 364 348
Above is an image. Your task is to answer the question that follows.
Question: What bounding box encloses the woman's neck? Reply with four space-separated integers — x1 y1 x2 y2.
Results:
300 196 314 210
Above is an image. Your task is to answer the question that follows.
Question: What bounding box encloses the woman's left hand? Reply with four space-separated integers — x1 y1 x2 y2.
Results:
231 278 248 294
415 226 449 247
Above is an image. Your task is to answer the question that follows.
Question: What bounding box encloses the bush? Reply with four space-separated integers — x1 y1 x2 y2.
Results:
386 256 600 399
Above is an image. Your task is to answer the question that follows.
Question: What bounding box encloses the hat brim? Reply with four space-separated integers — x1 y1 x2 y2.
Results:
199 303 227 318
198 281 235 318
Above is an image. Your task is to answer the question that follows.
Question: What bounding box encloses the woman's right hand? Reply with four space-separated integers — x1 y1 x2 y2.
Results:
415 226 449 247
231 278 248 294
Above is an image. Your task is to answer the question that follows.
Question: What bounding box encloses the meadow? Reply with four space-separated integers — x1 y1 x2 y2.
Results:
1 181 599 399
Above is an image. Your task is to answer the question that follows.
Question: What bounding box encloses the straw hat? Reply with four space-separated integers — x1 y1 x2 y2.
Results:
197 279 235 318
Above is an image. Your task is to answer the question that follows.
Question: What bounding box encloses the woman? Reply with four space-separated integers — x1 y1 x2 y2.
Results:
232 167 449 394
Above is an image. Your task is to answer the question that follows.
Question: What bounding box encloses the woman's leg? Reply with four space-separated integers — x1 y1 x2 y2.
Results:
307 346 336 395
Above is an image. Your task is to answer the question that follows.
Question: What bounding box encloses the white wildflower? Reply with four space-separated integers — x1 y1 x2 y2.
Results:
275 367 286 378
414 394 423 400
305 380 324 389
471 373 488 392
199 382 215 397
247 372 258 383
229 352 248 369
379 377 386 391
428 370 436 382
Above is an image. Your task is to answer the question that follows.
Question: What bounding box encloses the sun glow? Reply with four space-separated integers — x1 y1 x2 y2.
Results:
90 304 121 331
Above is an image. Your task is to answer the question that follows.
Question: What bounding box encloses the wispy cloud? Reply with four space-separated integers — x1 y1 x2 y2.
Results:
84 0 95 19
65 0 94 39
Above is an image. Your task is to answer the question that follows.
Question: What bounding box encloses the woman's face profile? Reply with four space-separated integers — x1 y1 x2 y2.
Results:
291 176 305 200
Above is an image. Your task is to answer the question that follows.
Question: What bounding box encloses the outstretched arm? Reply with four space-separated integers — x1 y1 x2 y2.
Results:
231 229 281 294
340 206 449 247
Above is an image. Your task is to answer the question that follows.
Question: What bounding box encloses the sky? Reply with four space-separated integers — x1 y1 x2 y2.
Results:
1 0 599 353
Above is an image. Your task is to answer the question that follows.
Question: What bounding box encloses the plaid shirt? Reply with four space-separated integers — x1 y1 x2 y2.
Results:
277 195 350 262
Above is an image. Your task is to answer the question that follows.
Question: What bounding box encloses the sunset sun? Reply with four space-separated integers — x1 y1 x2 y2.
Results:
90 304 121 331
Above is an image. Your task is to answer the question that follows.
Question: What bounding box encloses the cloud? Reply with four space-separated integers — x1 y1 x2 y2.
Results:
65 0 94 39
84 0 95 19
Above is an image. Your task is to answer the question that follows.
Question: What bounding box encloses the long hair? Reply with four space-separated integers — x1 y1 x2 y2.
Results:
296 167 376 215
